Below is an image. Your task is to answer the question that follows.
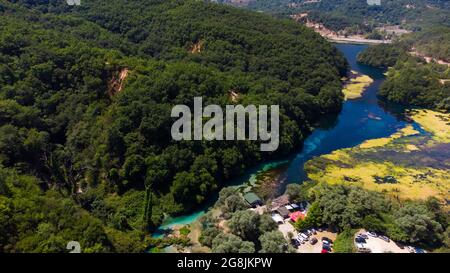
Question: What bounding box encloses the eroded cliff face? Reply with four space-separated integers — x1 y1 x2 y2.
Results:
108 68 130 97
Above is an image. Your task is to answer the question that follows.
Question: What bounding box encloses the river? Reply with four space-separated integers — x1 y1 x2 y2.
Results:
153 43 420 237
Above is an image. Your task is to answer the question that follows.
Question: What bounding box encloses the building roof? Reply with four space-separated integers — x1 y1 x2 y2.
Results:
289 211 305 222
243 192 262 204
271 214 284 223
277 206 290 217
271 194 289 208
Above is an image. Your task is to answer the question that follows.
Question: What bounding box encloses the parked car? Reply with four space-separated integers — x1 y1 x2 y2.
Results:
311 229 317 235
322 237 333 243
356 243 365 249
355 236 366 243
310 237 318 245
300 233 309 239
358 233 369 240
415 248 427 253
367 231 378 237
357 247 371 253
380 236 390 243
323 244 332 252
291 239 300 248
395 242 405 249
406 246 415 253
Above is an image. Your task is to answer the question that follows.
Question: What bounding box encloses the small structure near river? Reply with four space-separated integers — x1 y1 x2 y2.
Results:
243 192 263 208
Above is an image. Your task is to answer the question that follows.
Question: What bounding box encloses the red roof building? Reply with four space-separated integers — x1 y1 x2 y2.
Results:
289 211 306 222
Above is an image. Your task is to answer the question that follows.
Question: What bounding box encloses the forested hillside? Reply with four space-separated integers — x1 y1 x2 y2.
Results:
239 0 450 33
357 28 450 111
357 43 409 68
407 27 450 62
0 0 347 252
379 58 450 111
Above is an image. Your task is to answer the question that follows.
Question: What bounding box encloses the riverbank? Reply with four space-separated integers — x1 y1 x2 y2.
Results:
305 109 450 203
328 37 391 45
293 14 392 45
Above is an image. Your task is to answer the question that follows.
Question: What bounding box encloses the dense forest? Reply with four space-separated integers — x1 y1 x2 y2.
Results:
357 28 450 111
219 1 450 111
238 0 450 33
358 26 450 66
199 0 450 254
379 59 450 111
406 27 450 62
0 0 348 252
357 43 409 67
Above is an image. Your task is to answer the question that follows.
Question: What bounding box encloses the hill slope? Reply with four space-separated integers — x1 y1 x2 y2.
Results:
239 0 450 31
0 0 348 252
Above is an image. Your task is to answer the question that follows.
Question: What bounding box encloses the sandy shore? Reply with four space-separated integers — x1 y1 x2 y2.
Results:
328 37 391 45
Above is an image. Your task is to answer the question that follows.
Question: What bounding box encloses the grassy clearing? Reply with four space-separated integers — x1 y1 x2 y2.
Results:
179 226 191 236
333 229 357 253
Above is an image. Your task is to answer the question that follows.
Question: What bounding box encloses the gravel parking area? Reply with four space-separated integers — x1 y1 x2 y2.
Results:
363 236 409 253
355 230 410 253
278 221 296 239
297 231 337 253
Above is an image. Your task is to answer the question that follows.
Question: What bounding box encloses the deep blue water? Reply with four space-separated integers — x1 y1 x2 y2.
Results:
283 44 410 184
153 43 419 236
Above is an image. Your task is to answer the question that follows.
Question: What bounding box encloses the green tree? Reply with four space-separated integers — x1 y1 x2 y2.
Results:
362 215 387 234
228 210 260 242
121 155 146 189
315 185 387 231
285 181 317 203
211 233 255 253
215 187 248 218
394 203 443 245
259 231 288 253
295 201 322 230
258 214 278 234
333 229 357 253
199 226 221 247
285 184 304 203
